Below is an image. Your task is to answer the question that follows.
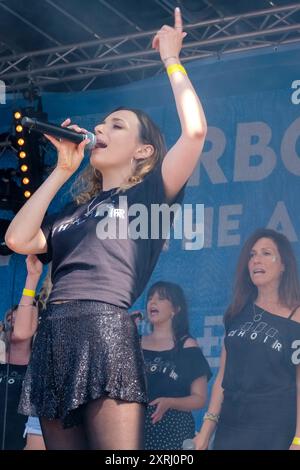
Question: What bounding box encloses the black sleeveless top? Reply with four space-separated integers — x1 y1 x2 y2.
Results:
223 303 300 397
143 337 212 402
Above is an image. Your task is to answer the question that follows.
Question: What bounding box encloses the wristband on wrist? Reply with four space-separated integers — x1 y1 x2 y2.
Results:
22 288 36 298
203 411 219 424
166 63 187 78
292 437 300 446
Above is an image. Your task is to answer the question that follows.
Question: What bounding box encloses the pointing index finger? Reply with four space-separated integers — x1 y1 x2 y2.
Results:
174 7 182 31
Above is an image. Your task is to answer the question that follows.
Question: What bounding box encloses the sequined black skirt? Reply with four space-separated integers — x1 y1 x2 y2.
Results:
18 301 147 428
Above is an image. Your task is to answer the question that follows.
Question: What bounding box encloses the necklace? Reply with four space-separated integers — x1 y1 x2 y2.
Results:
85 189 118 217
252 303 266 322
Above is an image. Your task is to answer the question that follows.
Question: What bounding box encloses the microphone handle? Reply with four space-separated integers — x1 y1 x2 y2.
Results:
21 117 96 149
182 438 196 450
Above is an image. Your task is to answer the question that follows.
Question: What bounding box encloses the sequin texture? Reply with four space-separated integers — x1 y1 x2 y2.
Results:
18 300 147 428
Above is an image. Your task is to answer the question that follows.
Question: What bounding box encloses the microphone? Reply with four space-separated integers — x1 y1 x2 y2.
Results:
130 311 143 322
21 117 96 150
182 438 196 450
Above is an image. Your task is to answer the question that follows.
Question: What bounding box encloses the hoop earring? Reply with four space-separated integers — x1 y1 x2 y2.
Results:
93 168 101 179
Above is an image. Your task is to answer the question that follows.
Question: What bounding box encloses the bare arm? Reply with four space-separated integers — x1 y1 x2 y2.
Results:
288 308 300 450
295 365 300 434
153 8 207 201
149 376 208 425
193 345 227 450
5 120 90 254
13 256 42 341
290 364 300 450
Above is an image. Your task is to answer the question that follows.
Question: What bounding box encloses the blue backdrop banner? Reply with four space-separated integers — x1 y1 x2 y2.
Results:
1 43 300 395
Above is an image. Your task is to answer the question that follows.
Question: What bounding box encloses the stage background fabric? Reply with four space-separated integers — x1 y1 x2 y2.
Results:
1 43 300 426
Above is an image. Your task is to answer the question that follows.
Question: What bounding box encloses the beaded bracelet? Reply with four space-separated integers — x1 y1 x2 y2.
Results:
203 411 219 424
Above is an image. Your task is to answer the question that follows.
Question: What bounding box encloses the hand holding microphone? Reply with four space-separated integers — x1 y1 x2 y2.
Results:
22 116 95 175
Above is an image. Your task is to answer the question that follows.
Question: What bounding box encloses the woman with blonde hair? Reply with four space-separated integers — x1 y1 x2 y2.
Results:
5 8 207 449
12 255 50 451
0 255 46 449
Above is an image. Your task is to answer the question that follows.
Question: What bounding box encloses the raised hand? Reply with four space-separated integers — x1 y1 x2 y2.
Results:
44 118 90 175
152 7 187 65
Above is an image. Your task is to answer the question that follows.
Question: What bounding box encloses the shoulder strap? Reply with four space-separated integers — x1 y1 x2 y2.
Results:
177 335 190 349
288 305 300 319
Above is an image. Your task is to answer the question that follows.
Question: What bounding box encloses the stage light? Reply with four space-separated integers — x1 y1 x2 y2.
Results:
12 105 48 207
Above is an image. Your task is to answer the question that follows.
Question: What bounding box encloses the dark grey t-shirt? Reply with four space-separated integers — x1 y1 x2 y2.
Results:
38 165 184 308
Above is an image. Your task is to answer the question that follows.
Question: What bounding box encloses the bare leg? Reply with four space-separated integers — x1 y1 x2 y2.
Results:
83 397 145 450
24 434 46 450
40 417 88 450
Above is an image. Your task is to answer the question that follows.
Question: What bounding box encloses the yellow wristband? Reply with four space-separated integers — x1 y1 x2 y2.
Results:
22 288 36 298
292 437 300 446
166 63 187 78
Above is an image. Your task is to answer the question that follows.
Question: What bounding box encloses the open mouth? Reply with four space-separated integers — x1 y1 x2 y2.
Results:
253 268 266 275
149 308 159 316
95 140 108 149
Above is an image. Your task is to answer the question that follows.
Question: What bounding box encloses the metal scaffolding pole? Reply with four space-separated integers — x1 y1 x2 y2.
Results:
1 2 300 92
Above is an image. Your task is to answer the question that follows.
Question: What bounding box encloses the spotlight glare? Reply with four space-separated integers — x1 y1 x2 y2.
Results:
20 165 28 172
19 151 26 158
24 190 31 198
22 177 30 185
14 111 22 120
16 125 23 133
18 138 25 146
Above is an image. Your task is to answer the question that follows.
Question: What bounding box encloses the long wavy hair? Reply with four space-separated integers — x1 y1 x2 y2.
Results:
37 264 52 311
224 228 300 323
1 305 19 352
147 281 191 346
71 107 167 205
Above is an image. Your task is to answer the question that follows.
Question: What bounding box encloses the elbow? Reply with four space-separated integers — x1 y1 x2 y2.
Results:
11 330 31 341
183 125 207 144
5 222 25 253
194 124 207 141
192 394 207 410
5 237 21 254
5 228 19 252
197 395 207 410
5 233 27 254
5 233 16 251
